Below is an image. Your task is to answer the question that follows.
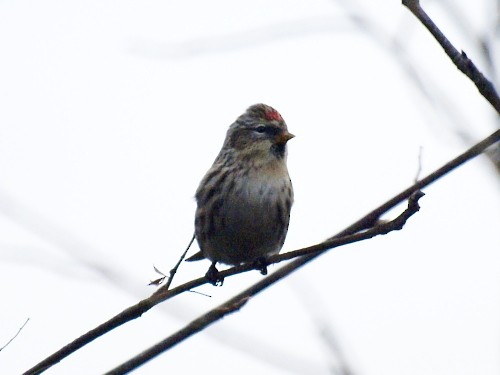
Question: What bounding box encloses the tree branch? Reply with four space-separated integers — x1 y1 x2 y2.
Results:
402 0 500 114
20 4 500 374
105 191 424 374
23 129 499 375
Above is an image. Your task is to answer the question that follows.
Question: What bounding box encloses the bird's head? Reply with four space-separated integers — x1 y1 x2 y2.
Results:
224 104 295 163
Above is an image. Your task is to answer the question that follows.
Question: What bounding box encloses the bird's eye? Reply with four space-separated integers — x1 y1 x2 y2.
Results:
255 125 267 133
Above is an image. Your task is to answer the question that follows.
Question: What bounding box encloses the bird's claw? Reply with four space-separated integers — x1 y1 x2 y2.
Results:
253 257 269 276
206 263 224 286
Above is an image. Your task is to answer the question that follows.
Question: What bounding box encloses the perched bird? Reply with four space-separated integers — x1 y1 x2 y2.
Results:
187 104 294 284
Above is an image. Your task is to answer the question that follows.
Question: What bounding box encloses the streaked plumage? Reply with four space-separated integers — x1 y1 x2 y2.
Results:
188 104 294 282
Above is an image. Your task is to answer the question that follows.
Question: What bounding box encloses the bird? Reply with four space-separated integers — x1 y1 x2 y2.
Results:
186 103 294 285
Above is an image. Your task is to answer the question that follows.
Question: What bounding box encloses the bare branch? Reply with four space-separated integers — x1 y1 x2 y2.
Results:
105 192 424 374
402 0 500 114
23 129 499 375
104 296 251 375
0 318 29 352
149 233 195 288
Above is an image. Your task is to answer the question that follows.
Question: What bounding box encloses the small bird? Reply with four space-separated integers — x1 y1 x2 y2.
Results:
187 104 294 284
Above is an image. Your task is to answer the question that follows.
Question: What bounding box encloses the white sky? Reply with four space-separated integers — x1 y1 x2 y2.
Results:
1 1 499 374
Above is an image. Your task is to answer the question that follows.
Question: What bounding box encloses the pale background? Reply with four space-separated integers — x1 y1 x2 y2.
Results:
0 1 499 374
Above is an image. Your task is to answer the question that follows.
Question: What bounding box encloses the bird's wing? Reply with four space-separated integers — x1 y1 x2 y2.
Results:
185 251 205 262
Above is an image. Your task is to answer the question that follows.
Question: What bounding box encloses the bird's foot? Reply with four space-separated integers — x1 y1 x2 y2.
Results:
205 262 224 286
253 257 269 276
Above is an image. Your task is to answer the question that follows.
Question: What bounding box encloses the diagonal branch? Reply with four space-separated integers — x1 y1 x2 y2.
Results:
23 129 499 375
21 4 500 374
105 191 424 374
402 0 500 114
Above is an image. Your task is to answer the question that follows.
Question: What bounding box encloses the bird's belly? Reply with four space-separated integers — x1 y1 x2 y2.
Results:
203 181 287 265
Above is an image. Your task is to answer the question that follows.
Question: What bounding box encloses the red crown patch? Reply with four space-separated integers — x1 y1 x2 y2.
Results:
265 108 283 122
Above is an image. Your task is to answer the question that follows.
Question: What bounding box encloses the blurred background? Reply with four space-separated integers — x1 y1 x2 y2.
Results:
0 1 499 374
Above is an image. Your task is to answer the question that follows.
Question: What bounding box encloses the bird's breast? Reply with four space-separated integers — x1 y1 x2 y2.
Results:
195 161 293 265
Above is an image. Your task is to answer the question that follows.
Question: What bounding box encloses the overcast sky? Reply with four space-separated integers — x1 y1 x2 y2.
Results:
1 1 499 374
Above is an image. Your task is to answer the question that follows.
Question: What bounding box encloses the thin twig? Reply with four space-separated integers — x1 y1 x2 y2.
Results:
291 278 356 375
328 130 499 239
402 0 500 113
334 0 499 175
319 325 355 375
0 318 29 352
22 129 499 375
414 146 423 183
149 234 195 289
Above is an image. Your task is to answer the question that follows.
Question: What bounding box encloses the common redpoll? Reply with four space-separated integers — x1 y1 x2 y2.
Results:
187 104 294 284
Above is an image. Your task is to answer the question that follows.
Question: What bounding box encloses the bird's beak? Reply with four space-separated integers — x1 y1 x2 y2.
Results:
275 131 295 145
